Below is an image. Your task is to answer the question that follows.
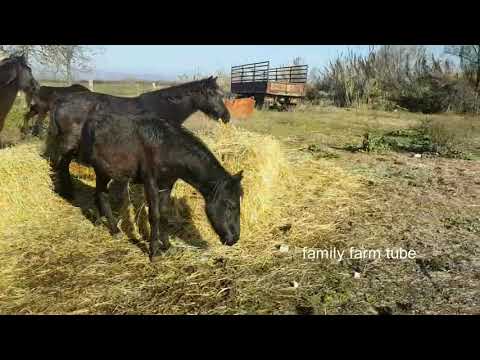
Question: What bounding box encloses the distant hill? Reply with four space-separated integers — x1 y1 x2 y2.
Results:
35 68 177 83
82 69 177 82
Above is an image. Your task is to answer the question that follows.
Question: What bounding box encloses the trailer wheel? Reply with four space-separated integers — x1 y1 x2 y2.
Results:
285 104 296 112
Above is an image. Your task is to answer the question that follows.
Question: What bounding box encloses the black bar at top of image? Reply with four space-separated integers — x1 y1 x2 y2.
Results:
1 2 479 44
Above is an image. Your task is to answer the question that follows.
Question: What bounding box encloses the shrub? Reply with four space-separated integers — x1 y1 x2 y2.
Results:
313 46 480 114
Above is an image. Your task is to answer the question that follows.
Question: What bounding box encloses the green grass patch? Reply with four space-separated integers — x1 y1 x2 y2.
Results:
343 115 480 160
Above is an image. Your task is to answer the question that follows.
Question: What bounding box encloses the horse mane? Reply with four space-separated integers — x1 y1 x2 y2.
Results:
140 77 219 99
0 57 14 67
0 55 26 67
158 122 244 198
0 57 16 87
0 55 30 89
137 114 226 172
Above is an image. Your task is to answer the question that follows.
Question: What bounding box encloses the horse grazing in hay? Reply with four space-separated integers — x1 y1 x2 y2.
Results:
46 76 231 200
0 54 39 147
76 110 243 261
21 83 90 137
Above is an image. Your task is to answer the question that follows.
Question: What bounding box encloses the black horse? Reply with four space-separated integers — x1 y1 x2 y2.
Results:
75 109 243 261
0 54 39 147
47 76 230 199
21 83 90 137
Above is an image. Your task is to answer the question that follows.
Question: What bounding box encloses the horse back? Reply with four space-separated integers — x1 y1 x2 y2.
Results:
52 92 142 148
81 111 146 181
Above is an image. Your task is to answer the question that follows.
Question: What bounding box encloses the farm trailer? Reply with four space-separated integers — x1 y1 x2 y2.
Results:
230 61 308 110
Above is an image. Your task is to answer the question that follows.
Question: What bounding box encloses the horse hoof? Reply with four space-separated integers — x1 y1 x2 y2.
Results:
160 241 171 251
150 255 162 263
62 193 74 201
111 230 122 239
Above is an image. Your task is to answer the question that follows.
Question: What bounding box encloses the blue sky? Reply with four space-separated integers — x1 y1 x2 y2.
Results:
92 45 445 80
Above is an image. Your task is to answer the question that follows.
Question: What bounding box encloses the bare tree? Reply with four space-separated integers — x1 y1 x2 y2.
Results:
177 73 191 82
214 69 230 93
177 67 204 82
292 56 305 65
0 45 102 83
445 45 480 91
36 46 101 84
0 45 36 59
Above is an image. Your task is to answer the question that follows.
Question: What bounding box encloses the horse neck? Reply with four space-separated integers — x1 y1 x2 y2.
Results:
173 142 230 198
140 90 206 125
171 96 198 124
0 81 19 132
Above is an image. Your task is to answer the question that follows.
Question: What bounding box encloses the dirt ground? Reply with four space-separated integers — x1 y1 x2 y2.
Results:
235 108 480 314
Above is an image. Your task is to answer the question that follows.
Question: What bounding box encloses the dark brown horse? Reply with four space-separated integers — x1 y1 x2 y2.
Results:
21 83 90 137
47 76 231 200
76 109 243 261
0 54 39 146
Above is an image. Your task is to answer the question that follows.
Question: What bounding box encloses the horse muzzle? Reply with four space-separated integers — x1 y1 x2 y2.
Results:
221 232 239 246
220 111 231 123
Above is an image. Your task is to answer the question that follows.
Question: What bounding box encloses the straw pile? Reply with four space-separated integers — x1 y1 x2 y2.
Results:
0 124 363 314
125 123 291 247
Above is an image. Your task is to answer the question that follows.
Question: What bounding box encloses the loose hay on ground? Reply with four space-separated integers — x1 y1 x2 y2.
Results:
0 124 363 314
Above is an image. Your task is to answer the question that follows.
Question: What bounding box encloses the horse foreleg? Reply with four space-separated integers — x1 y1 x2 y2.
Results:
24 91 33 109
144 177 168 261
157 182 174 250
116 181 141 240
32 111 48 137
20 107 37 136
54 151 75 200
94 170 120 236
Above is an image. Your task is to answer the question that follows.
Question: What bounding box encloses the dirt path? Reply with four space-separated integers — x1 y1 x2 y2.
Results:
307 149 480 314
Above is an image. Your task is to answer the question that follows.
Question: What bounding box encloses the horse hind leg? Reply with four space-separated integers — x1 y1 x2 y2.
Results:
144 178 170 262
94 169 121 236
20 107 37 136
52 150 75 200
48 120 82 200
157 182 174 250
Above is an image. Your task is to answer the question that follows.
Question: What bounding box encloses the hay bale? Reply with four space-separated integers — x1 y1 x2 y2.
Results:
120 123 290 245
67 123 362 249
168 123 288 243
0 143 61 229
64 124 288 242
0 125 363 314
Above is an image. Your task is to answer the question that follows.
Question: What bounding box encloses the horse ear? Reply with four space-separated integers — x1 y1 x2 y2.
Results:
16 52 26 63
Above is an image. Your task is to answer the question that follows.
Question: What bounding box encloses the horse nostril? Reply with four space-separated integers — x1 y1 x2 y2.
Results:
222 231 238 246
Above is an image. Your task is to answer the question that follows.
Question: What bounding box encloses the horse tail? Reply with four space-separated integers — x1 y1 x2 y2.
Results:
48 95 61 137
43 96 62 165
